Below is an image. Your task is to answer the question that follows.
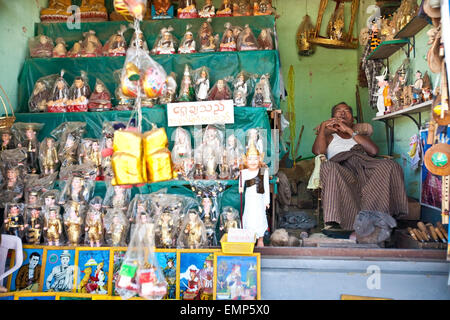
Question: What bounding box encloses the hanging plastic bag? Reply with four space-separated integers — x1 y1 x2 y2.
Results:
29 74 58 113
29 35 54 58
152 26 178 55
296 14 316 56
237 24 259 51
88 79 113 112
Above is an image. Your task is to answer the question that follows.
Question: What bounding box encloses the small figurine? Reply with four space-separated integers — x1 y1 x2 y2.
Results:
105 209 128 246
411 70 424 104
67 73 91 112
199 0 215 18
200 197 217 247
64 201 83 246
178 65 195 102
103 185 130 211
44 206 63 246
171 127 194 180
239 141 270 247
232 71 250 106
375 70 391 116
1 166 24 203
198 19 218 53
0 128 16 151
80 30 103 57
153 27 177 55
246 128 264 156
177 0 198 18
58 133 78 168
68 41 83 58
179 209 206 249
39 137 59 176
60 175 91 205
219 23 237 52
208 79 232 101
253 0 274 15
103 25 127 57
159 72 178 104
251 74 273 109
79 0 108 22
218 153 230 180
47 71 70 112
3 203 25 238
216 0 233 17
219 206 241 237
127 195 150 226
178 25 197 54
101 133 114 180
155 208 177 248
43 190 60 212
226 134 244 179
152 0 173 19
422 72 432 102
257 28 274 50
237 25 259 51
13 123 44 174
194 66 210 101
52 37 67 58
85 197 104 247
29 35 54 58
29 79 51 113
130 29 149 53
24 206 43 245
233 0 252 16
79 139 102 179
88 79 112 111
25 191 41 207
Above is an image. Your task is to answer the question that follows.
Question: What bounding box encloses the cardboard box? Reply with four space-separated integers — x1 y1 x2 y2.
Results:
398 197 421 221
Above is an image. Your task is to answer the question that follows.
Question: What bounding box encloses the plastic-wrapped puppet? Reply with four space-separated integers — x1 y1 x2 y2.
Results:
79 138 102 180
152 0 173 18
42 189 60 214
105 208 128 246
375 69 391 116
216 0 233 17
29 35 54 58
39 138 59 176
196 125 225 180
178 209 206 249
155 206 179 248
178 25 197 54
24 205 43 245
233 0 252 16
80 30 103 57
171 127 194 180
67 72 91 112
225 134 244 179
207 79 232 101
199 0 215 18
232 71 254 106
178 65 195 102
127 194 150 228
421 72 432 102
52 37 67 58
28 75 56 113
251 74 273 109
130 29 150 53
0 128 17 151
13 122 44 174
219 23 237 52
177 0 198 18
103 184 131 211
253 0 274 16
2 203 25 238
68 41 83 58
47 71 70 112
193 66 210 101
63 201 84 246
198 19 218 53
257 28 273 50
0 150 26 204
51 121 86 169
84 196 104 247
88 79 112 111
43 205 63 246
100 123 117 181
411 70 424 104
239 140 269 247
152 27 177 55
246 128 264 157
219 206 241 237
103 25 127 57
159 72 177 104
237 24 258 51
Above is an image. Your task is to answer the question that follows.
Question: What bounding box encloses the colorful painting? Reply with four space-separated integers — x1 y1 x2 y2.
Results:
42 248 77 292
76 248 110 295
156 251 177 300
178 250 216 300
420 126 450 210
214 253 260 300
8 247 44 292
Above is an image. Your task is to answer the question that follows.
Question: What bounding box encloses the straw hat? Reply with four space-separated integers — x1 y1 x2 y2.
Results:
423 0 441 18
424 143 450 176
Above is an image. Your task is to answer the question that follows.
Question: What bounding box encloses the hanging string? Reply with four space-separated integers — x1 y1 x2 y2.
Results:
132 18 143 133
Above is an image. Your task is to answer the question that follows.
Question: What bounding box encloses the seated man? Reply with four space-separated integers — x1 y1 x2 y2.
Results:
312 102 408 233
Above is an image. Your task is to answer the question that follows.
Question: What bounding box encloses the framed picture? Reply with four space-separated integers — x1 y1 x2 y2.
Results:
7 246 44 292
420 126 450 210
213 253 261 300
155 250 177 300
40 247 78 293
75 247 111 295
177 249 219 300
15 292 57 300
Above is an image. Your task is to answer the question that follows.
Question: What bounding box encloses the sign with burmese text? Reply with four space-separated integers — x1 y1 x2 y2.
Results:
167 100 235 127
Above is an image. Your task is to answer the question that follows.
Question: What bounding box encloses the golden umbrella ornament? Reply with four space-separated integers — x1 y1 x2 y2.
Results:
114 0 147 21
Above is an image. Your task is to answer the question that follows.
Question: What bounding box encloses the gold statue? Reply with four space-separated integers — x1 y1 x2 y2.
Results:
64 201 83 246
40 137 59 176
327 1 345 41
156 209 175 248
85 198 104 247
44 206 63 246
180 209 205 249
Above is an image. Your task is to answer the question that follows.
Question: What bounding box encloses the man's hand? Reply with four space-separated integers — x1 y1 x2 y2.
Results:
332 119 354 135
319 118 339 135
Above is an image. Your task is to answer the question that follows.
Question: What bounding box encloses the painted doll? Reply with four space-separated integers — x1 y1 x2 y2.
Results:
40 137 59 176
194 66 210 101
67 74 91 112
171 127 194 179
219 23 237 52
47 72 69 112
85 197 104 247
219 206 241 236
257 28 273 50
237 24 259 51
153 27 177 55
207 79 232 101
0 128 16 151
68 41 83 58
88 79 112 111
63 201 83 246
52 37 67 58
178 209 206 249
178 25 197 54
25 206 43 245
29 35 54 58
198 19 218 52
3 203 25 238
199 0 215 18
43 206 63 246
103 25 127 57
177 65 195 102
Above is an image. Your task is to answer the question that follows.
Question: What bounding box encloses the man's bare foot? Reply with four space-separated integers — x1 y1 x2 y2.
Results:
256 238 264 247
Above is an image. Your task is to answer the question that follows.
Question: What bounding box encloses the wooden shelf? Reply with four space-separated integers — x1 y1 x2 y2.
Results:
394 15 429 39
372 100 432 121
366 39 409 60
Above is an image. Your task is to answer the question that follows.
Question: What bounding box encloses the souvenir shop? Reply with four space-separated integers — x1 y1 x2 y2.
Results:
0 0 449 301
